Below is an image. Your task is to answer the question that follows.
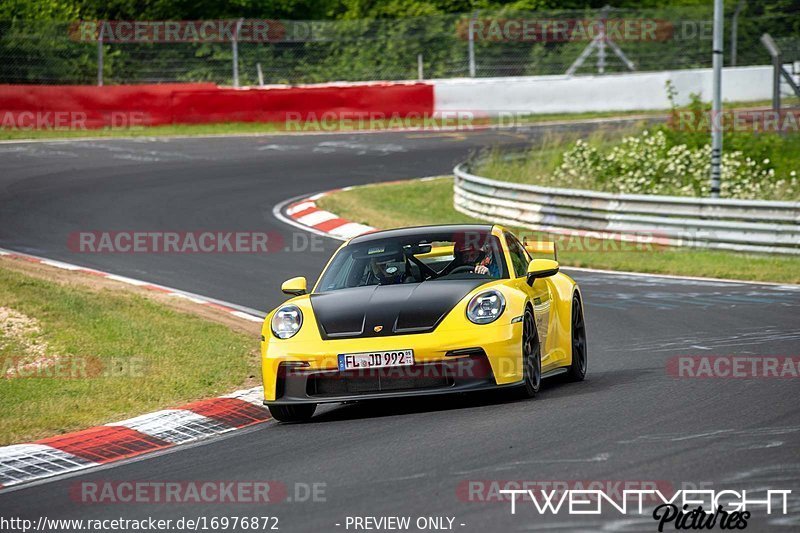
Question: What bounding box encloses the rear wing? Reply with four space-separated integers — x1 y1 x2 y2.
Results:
523 239 558 261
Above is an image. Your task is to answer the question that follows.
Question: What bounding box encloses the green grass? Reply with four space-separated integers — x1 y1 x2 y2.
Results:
0 121 289 141
0 98 783 142
317 177 800 284
0 115 645 141
0 266 258 445
0 112 655 141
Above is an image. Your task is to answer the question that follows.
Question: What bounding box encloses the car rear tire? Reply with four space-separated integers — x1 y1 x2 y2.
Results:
567 294 587 381
268 403 316 423
512 308 541 399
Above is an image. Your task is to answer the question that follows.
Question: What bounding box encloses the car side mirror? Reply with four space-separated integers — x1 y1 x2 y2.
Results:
526 259 559 285
281 276 307 296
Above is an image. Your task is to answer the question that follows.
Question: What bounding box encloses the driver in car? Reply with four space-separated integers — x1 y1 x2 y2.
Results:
369 248 415 285
474 243 500 277
444 239 499 277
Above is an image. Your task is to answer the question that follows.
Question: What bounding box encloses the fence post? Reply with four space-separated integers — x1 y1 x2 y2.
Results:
772 52 782 113
468 13 477 77
97 21 104 87
597 6 608 74
709 0 724 198
730 0 745 66
417 54 424 80
761 34 782 113
232 18 244 88
257 63 265 87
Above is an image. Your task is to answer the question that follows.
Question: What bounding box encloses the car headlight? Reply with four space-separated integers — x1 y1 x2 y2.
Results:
271 305 303 339
466 290 505 324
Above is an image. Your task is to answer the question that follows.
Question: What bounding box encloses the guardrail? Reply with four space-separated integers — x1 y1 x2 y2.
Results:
453 161 800 255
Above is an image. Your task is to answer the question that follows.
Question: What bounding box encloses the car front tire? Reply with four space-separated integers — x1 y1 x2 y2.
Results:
567 294 587 381
512 308 541 399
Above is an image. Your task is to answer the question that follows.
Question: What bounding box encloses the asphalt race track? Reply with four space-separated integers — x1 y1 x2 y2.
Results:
1 125 799 532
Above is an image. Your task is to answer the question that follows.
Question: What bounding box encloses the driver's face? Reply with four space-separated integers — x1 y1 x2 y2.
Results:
460 249 482 264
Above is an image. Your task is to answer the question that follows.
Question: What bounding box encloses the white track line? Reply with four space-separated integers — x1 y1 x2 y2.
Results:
562 265 800 288
0 247 267 319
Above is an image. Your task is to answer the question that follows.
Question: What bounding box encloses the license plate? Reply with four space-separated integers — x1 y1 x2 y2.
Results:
338 350 414 371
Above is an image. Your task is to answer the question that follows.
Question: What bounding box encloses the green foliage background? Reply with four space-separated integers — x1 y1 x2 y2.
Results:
0 1 798 84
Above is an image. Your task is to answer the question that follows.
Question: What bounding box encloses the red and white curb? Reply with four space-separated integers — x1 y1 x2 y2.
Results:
0 386 267 489
282 191 376 241
0 248 270 490
276 178 441 241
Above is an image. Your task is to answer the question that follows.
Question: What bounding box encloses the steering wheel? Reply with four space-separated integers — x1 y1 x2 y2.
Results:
449 265 475 275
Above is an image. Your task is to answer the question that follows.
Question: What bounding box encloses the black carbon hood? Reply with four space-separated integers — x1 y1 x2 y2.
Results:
310 280 489 339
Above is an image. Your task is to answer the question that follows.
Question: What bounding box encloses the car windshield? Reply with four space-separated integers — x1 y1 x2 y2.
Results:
315 229 508 292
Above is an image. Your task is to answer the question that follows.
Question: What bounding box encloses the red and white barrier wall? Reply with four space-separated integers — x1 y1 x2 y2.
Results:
0 81 435 129
433 66 773 115
0 66 772 130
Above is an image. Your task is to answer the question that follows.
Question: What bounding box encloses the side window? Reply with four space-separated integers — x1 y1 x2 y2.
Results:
505 233 530 278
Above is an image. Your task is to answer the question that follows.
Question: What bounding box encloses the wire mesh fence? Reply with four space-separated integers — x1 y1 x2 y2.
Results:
0 6 797 86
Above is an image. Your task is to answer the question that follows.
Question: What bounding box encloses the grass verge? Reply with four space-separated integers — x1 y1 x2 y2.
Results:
317 177 800 284
472 95 800 201
0 257 259 445
0 114 657 141
0 98 781 142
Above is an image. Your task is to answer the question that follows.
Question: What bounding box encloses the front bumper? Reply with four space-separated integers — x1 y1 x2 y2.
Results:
262 321 523 403
265 353 516 405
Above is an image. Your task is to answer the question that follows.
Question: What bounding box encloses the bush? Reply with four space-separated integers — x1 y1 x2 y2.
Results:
552 129 799 200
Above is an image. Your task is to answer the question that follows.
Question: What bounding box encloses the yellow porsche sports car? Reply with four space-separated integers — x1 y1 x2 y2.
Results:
261 224 586 422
